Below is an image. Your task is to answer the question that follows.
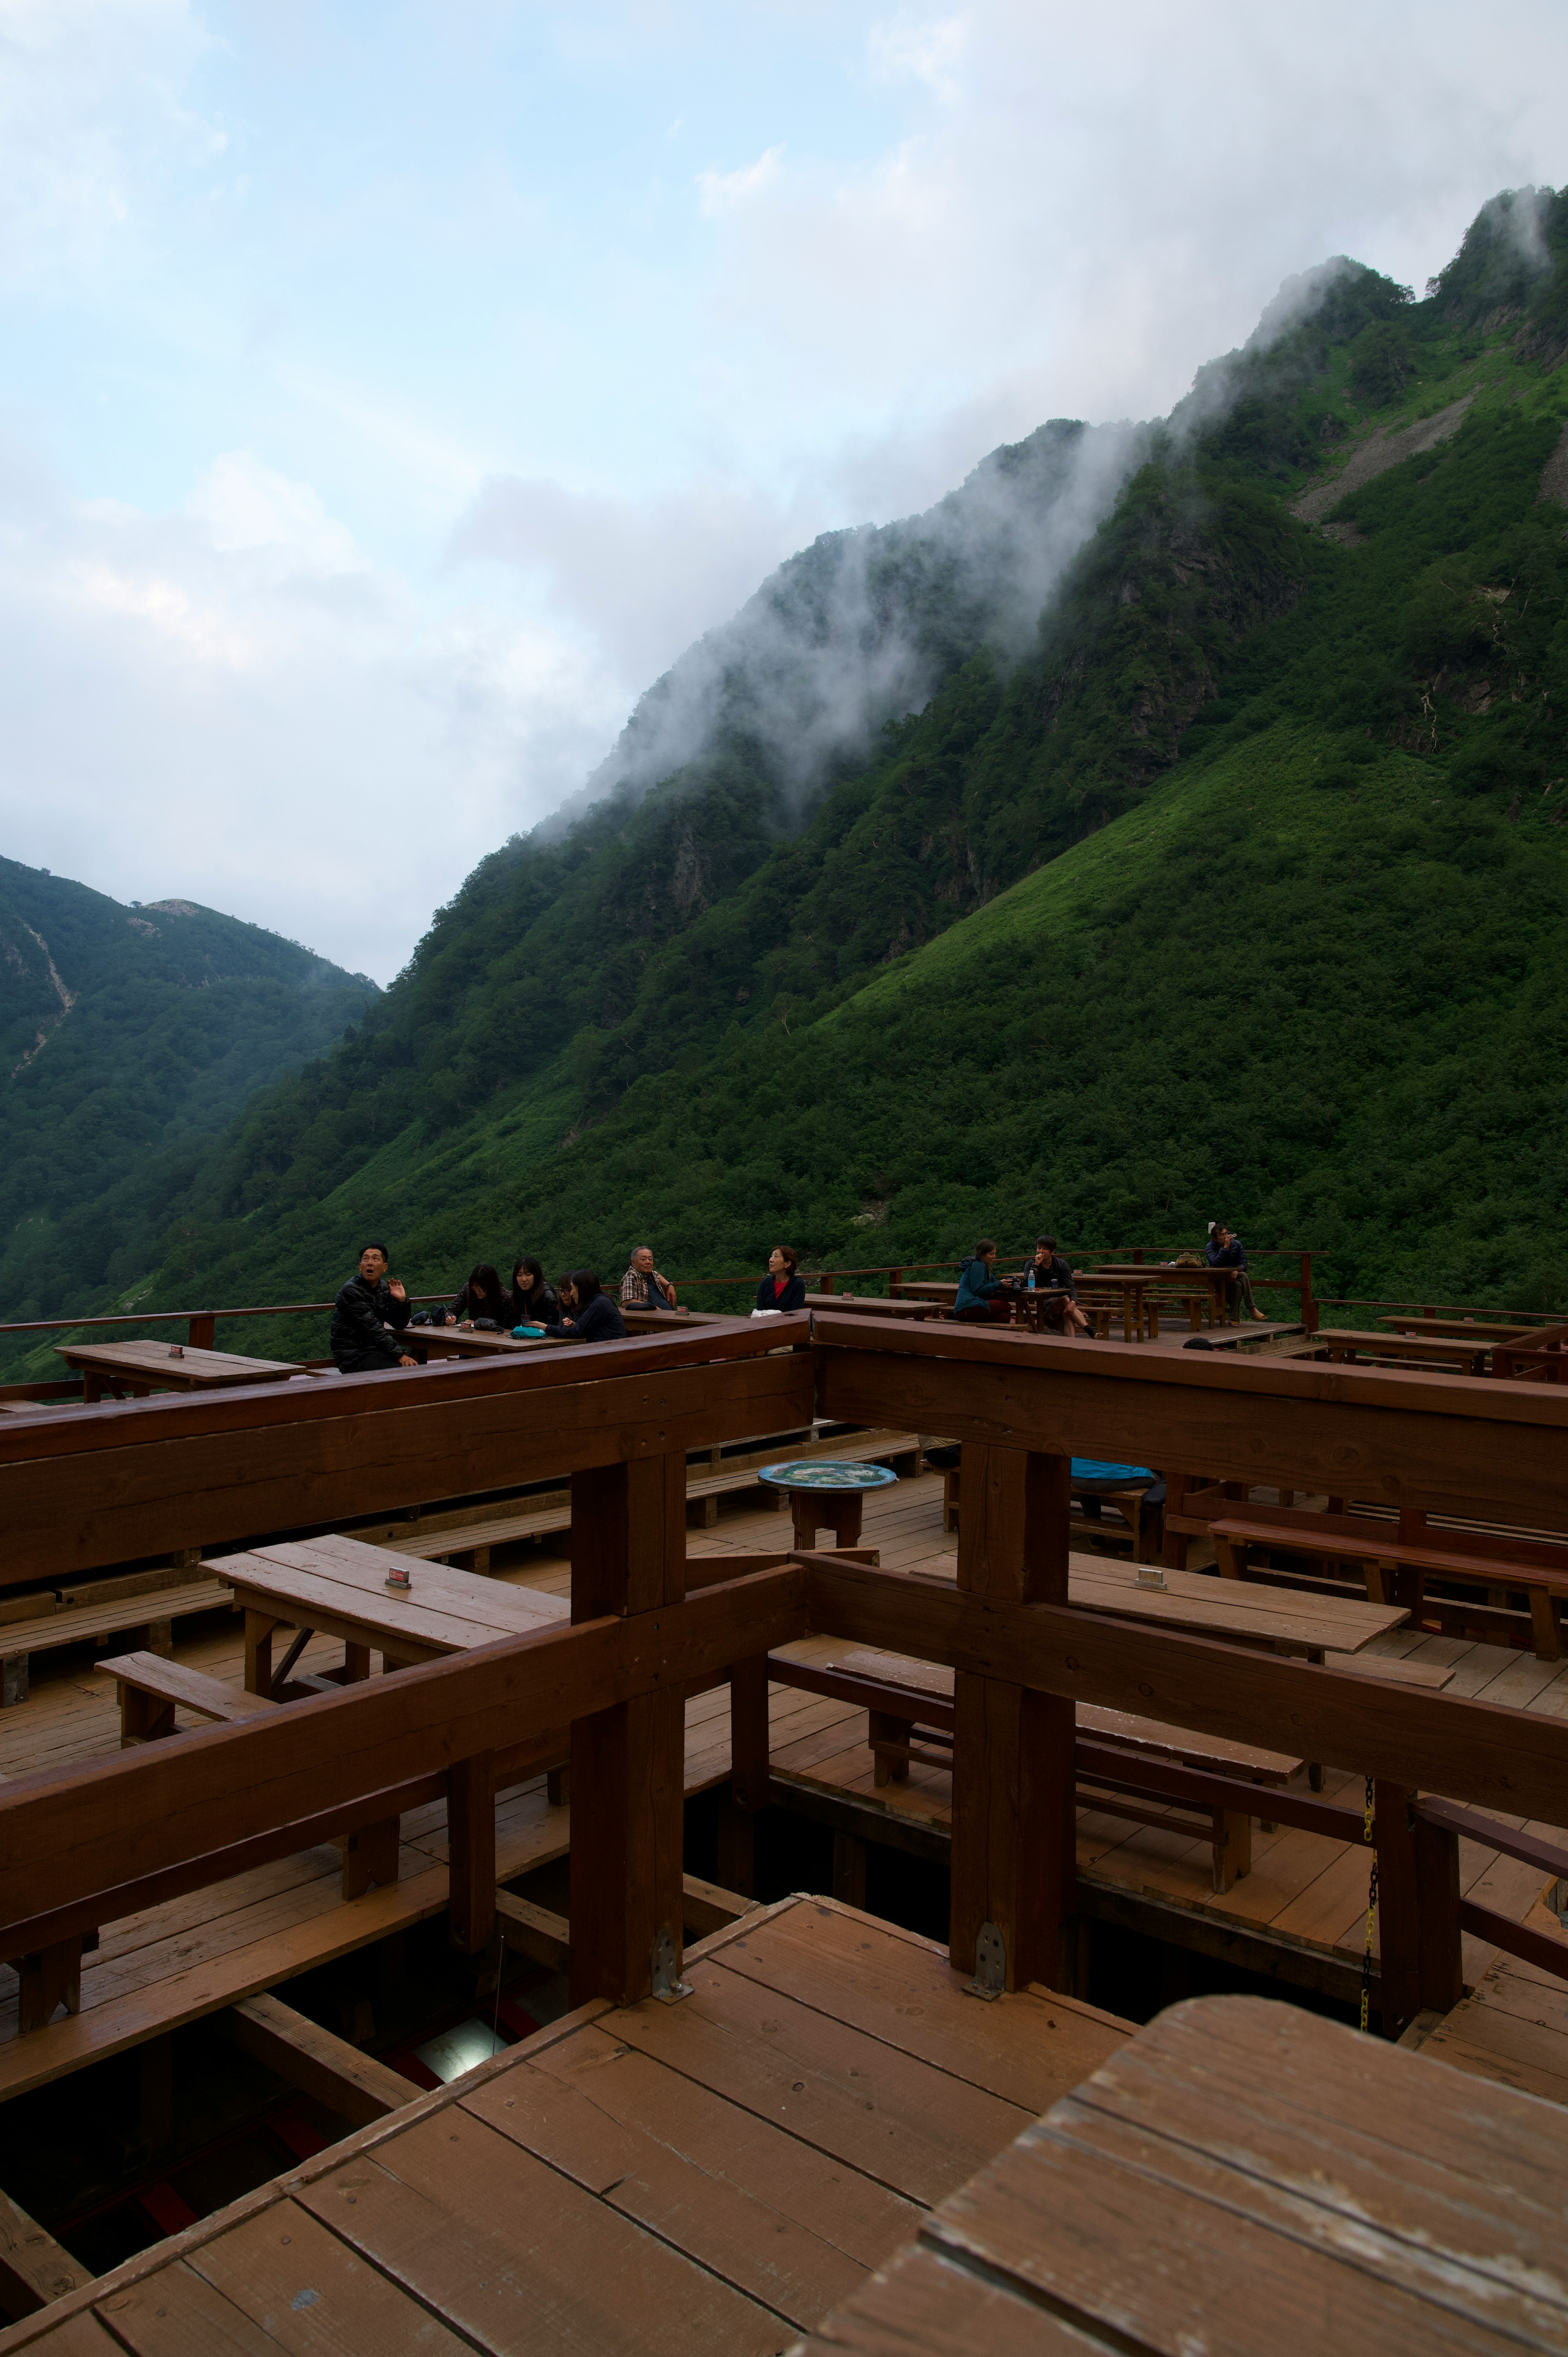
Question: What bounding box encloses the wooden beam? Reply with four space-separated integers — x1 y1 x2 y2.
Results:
0 2186 91 2321
569 1453 687 2009
0 1564 805 1946
222 1993 421 2129
949 1446 1075 1994
679 1873 758 1937
494 1891 570 1972
0 1333 815 1584
447 1751 495 1954
811 1321 1568 1530
798 1554 1568 1826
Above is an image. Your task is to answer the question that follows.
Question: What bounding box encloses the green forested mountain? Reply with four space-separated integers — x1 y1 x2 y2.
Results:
0 865 377 1346
13 185 1568 1364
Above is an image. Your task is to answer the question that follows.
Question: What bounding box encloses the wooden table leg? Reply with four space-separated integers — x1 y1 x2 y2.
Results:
121 1685 176 1746
344 1642 372 1684
243 1612 281 1696
790 1494 818 1550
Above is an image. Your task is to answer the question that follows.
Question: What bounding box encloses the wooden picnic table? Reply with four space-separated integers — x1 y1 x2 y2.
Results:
54 1338 310 1403
215 1532 566 1696
1317 1326 1496 1376
1089 1262 1234 1329
804 1292 941 1320
1065 1551 1408 1661
414 1326 563 1358
1378 1314 1535 1341
800 1992 1568 2357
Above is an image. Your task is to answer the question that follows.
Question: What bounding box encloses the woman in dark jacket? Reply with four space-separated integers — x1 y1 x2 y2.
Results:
509 1255 559 1328
445 1263 508 1329
545 1269 627 1345
755 1244 806 1313
951 1240 1011 1323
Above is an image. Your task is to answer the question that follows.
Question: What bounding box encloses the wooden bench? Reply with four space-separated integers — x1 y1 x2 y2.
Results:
93 1651 404 1906
390 1427 919 1566
1209 1511 1568 1659
95 1648 280 1746
771 1646 1306 1893
0 1576 234 1707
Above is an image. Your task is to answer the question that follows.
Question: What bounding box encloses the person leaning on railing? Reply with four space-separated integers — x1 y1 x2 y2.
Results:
330 1242 418 1372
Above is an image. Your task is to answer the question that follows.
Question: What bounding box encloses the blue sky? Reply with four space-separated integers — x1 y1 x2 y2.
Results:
0 0 1564 980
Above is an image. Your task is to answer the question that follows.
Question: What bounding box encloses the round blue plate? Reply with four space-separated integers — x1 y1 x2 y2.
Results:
758 1460 900 1492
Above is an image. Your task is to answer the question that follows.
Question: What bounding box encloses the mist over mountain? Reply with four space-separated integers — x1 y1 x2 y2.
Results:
540 413 1148 841
7 182 1568 1366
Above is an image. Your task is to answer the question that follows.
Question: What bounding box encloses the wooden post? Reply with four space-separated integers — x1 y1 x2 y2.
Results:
447 1753 495 1953
1373 1780 1419 2040
1300 1252 1318 1334
717 1654 769 1894
187 1313 216 1351
1414 1813 1464 2015
568 1452 687 2007
16 1936 84 2034
949 1444 1075 1993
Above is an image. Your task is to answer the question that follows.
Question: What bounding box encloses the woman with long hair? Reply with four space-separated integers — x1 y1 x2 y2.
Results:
544 1269 627 1345
445 1263 508 1330
509 1255 559 1327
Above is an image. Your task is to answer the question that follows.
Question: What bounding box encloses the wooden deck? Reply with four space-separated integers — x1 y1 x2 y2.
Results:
2 1468 1566 2098
0 1897 1131 2355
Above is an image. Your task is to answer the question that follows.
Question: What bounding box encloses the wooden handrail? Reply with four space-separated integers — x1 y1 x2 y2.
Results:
0 1564 804 1948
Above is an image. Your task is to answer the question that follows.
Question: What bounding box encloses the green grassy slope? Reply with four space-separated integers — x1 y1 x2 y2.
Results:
0 864 377 1347
12 186 1568 1363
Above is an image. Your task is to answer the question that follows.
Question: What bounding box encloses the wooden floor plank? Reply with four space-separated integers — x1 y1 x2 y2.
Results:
294 2106 790 2355
710 1904 1125 2112
464 2038 898 2325
794 2239 1124 2357
599 1951 1032 2207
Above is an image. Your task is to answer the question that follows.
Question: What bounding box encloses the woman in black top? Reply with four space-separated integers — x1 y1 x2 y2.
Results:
545 1269 627 1345
509 1255 559 1328
445 1263 508 1329
755 1244 806 1313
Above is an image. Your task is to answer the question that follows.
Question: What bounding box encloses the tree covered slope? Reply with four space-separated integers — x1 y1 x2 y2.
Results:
0 863 377 1337
13 186 1568 1362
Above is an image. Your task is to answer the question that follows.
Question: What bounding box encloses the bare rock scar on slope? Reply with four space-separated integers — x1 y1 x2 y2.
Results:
9 925 77 1077
1291 392 1476 526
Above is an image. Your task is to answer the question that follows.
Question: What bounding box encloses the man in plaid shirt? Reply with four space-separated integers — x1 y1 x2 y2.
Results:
620 1244 678 1310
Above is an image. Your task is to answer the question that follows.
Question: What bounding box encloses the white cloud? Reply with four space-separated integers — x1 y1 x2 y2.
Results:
0 430 622 982
697 143 784 219
866 12 967 102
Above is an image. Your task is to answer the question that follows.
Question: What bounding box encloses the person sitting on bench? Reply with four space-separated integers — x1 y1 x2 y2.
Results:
509 1255 559 1327
331 1242 417 1372
620 1244 678 1311
1018 1234 1090 1334
546 1270 628 1345
952 1240 1011 1323
443 1262 508 1329
1205 1221 1267 1322
755 1244 806 1313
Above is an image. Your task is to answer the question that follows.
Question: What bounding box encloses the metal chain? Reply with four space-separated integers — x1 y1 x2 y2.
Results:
1360 1774 1378 2034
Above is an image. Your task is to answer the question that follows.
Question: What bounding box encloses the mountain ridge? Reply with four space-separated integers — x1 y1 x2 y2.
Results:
6 181 1568 1366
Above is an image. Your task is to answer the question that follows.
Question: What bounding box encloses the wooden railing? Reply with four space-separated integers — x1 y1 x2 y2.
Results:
2 1314 1568 2039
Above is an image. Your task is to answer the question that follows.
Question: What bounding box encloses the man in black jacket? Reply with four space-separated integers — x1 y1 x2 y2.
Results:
331 1242 417 1372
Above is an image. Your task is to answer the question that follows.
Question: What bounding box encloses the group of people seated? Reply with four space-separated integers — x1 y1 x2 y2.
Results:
951 1221 1265 1331
329 1236 779 1372
332 1218 1264 1371
952 1236 1092 1331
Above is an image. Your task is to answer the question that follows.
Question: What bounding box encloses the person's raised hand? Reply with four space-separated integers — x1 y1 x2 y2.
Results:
388 1278 407 1301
